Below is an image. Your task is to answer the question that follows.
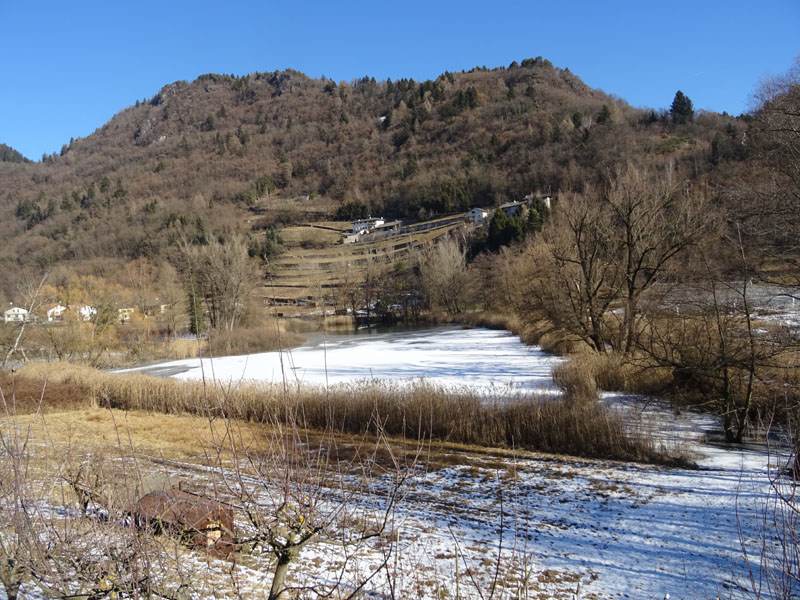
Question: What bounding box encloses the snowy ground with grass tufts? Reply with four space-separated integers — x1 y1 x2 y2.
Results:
109 326 785 599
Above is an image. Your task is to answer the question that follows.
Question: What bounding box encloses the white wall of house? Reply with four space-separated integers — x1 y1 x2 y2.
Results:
47 305 67 321
352 218 384 234
466 208 488 224
78 306 97 321
4 307 29 322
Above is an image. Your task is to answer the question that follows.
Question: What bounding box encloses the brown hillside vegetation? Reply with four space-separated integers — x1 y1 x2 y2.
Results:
0 57 742 297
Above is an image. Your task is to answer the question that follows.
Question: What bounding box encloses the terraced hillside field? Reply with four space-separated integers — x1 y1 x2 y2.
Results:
261 214 474 313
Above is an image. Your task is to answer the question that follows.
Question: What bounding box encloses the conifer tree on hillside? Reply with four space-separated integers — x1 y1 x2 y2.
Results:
670 90 695 125
0 143 29 163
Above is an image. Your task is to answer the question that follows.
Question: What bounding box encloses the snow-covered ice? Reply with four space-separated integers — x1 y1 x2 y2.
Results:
124 326 562 394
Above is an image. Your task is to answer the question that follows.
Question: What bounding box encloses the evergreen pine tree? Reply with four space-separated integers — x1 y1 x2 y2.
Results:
670 90 695 125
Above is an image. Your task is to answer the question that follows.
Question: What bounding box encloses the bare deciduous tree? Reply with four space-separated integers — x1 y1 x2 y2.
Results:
422 235 469 315
605 164 708 352
180 234 259 331
2 271 50 367
528 192 621 352
206 406 412 600
524 166 707 354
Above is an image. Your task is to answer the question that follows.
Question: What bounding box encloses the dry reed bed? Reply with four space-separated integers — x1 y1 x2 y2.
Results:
17 362 682 465
206 325 306 357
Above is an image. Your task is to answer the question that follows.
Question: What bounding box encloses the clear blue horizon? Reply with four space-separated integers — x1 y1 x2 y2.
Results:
2 0 798 161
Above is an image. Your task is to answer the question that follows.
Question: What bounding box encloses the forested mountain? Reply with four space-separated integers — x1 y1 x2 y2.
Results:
0 57 747 296
0 143 29 163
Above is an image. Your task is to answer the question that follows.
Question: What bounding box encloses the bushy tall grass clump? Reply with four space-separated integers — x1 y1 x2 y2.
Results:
19 363 681 465
207 324 306 357
552 359 598 404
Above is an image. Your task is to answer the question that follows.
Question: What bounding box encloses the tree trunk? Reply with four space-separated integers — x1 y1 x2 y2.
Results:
793 432 800 480
624 293 637 354
4 581 20 600
269 554 292 600
0 561 23 600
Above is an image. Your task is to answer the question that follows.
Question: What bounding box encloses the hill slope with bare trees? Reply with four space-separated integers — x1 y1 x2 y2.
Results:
0 57 745 297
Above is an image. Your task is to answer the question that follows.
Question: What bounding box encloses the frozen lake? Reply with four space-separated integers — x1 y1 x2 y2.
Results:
125 325 562 394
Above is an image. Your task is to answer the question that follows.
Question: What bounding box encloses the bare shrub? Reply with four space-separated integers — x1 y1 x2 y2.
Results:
0 371 215 599
0 371 87 413
210 408 413 600
537 330 583 355
581 352 672 395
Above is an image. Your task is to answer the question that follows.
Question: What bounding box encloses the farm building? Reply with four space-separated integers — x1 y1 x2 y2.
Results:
352 217 384 234
78 305 97 321
498 201 527 218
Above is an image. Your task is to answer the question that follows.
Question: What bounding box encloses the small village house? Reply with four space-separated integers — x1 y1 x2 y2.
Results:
45 304 67 322
3 306 29 323
466 208 489 224
141 300 169 318
499 201 527 218
352 217 384 234
78 305 97 321
117 307 136 322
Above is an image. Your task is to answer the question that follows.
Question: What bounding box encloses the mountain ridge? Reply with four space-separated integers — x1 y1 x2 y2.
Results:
0 58 742 296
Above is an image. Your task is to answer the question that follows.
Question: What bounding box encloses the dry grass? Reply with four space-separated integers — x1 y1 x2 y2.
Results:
283 315 356 334
550 351 674 405
463 309 674 398
459 312 586 357
0 371 89 414
17 363 684 465
470 313 585 355
267 222 463 303
9 407 265 460
206 323 306 357
552 359 598 404
590 352 673 395
134 339 205 361
279 224 344 247
458 312 522 332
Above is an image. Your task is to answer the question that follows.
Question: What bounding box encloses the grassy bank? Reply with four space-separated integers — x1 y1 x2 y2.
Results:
17 362 687 465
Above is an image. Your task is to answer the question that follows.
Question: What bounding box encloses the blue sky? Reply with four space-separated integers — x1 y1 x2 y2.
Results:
2 0 798 161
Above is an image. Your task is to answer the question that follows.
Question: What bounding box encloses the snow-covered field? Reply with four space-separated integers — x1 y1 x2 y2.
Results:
107 326 788 598
0 438 781 600
381 438 775 599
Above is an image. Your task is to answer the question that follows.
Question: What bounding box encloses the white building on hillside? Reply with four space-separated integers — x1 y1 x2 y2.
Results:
4 306 29 322
352 218 384 234
46 304 67 321
466 208 489 224
78 305 97 321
